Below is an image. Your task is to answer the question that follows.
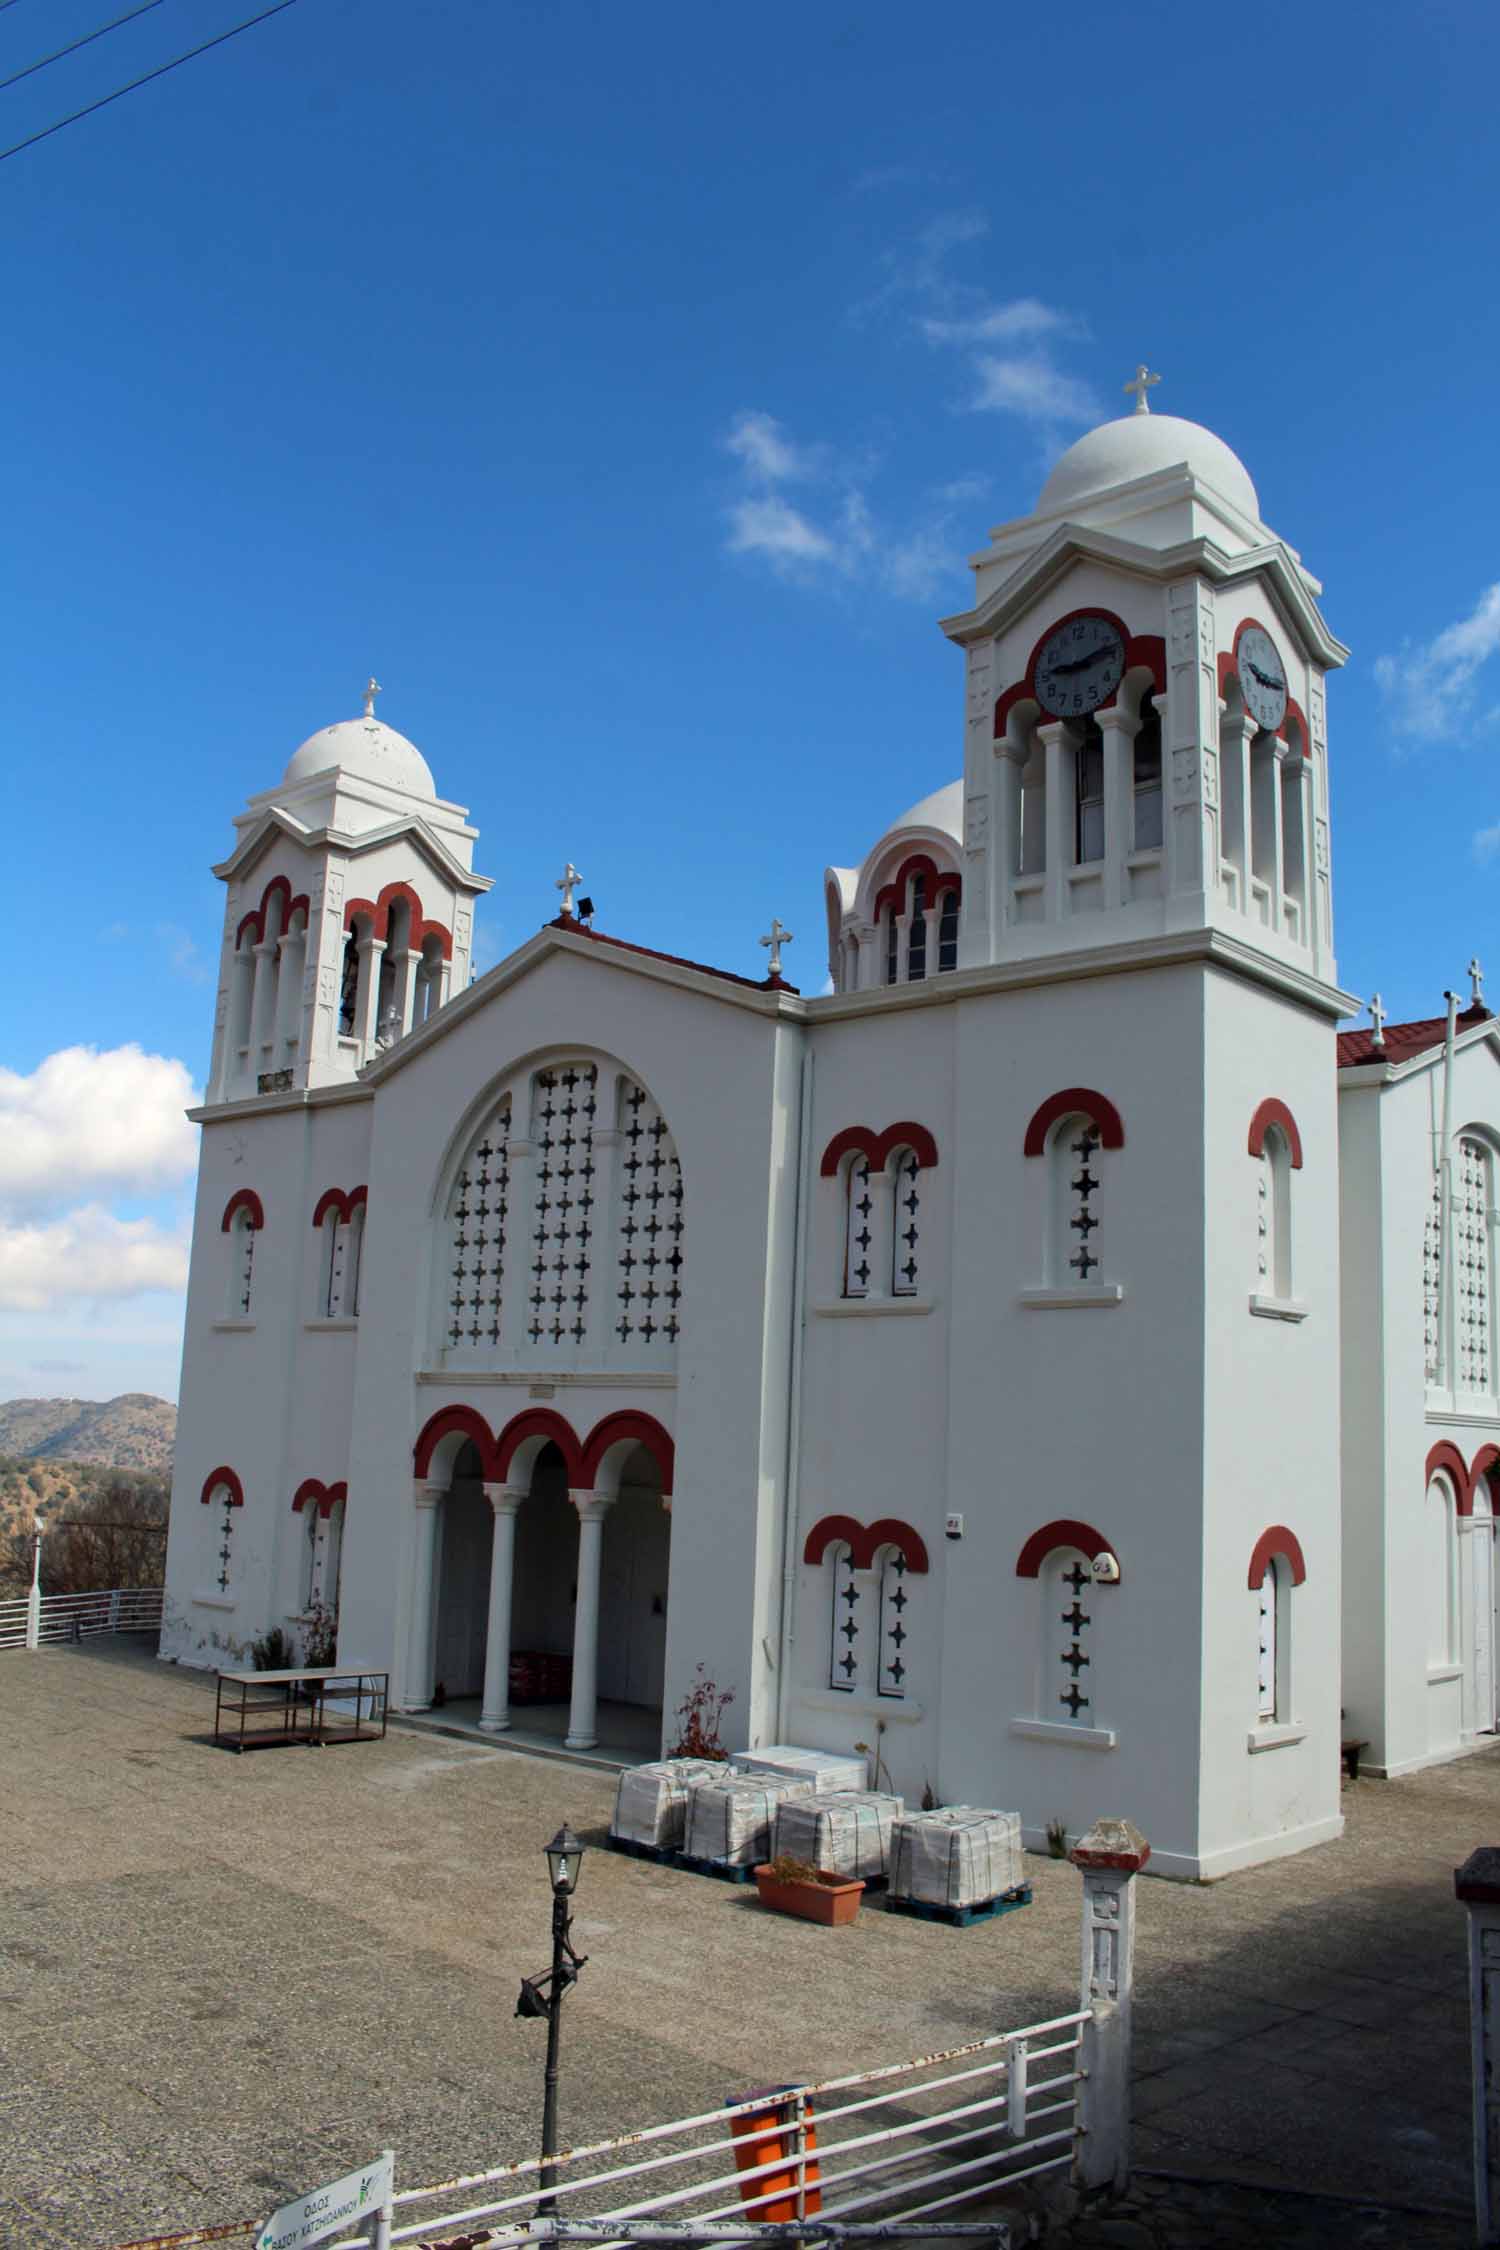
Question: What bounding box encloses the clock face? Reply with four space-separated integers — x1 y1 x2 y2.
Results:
1237 625 1287 732
1034 614 1127 720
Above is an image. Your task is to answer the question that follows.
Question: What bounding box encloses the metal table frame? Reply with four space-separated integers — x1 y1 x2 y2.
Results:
213 1665 389 1751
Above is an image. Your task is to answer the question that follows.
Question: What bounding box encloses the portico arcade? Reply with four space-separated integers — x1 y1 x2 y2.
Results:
409 1404 674 1751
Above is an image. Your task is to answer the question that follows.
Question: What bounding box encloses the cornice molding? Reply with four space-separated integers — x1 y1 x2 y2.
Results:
214 809 492 895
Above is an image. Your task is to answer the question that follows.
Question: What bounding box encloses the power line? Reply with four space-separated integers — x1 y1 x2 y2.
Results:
0 0 170 98
0 0 300 165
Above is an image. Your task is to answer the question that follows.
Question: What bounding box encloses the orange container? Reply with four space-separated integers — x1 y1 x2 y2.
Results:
728 2087 822 2220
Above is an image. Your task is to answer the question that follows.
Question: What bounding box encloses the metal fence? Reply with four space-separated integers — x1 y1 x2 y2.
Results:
0 1585 164 1650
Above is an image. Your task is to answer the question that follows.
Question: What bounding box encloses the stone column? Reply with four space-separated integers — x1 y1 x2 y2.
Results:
1038 721 1072 925
566 1491 614 1749
355 936 386 1055
404 1480 444 1711
994 743 1026 932
1069 1817 1150 2194
1095 705 1137 911
1455 1846 1500 2243
1218 703 1254 913
250 940 277 1056
479 1486 524 1732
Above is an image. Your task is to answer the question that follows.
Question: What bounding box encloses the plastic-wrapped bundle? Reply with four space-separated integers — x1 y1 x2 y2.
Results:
730 1745 870 1796
610 1759 722 1850
773 1791 903 1881
888 1808 1024 1910
683 1775 815 1866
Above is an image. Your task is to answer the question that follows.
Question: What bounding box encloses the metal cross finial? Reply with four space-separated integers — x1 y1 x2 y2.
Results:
1471 957 1485 1008
363 676 382 719
1123 364 1160 416
760 917 793 979
1369 992 1387 1048
556 862 583 917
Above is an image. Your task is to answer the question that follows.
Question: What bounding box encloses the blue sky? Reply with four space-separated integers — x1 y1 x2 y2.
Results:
3 0 1498 1402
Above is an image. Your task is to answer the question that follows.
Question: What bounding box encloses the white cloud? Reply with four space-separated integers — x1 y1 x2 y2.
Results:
721 439 960 605
921 297 1080 348
0 1205 189 1312
725 411 819 485
0 1045 200 1211
727 494 838 567
1376 584 1500 744
971 354 1103 426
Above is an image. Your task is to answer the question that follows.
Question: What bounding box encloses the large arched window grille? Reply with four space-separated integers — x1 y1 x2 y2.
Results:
1456 1137 1496 1393
444 1098 512 1350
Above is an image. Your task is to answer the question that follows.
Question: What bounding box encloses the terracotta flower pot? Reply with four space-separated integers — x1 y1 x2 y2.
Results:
753 1866 865 1925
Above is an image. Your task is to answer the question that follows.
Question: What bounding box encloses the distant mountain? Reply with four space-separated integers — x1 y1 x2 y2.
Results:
0 1394 176 1473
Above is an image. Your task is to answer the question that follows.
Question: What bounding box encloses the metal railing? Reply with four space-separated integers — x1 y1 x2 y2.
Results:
0 1585 164 1649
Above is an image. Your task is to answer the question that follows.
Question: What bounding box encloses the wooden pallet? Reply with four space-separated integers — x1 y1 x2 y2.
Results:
676 1853 759 1884
884 1882 1033 1928
604 1835 681 1866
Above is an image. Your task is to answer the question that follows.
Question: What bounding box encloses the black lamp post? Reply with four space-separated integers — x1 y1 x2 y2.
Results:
517 1823 588 2217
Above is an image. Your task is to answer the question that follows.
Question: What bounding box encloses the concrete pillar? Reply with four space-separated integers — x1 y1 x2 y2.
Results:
479 1486 524 1732
566 1491 614 1749
355 936 386 1055
1070 1817 1149 2194
1455 1846 1500 2242
404 1481 444 1711
250 940 276 1054
1095 705 1136 910
24 1527 43 1650
1038 721 1072 925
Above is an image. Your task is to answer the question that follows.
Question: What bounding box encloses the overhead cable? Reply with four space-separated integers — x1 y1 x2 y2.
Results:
0 1 170 98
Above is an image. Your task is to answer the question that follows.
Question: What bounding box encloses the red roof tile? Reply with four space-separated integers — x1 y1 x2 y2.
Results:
1337 1004 1492 1069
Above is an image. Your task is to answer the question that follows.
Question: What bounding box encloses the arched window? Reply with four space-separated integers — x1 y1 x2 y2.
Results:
301 1499 321 1610
937 888 959 973
221 1192 263 1319
1043 1547 1097 1726
1424 1175 1443 1383
1074 718 1105 863
1258 1126 1293 1298
1427 1475 1459 1671
199 1468 244 1596
339 927 360 1036
1133 696 1163 851
829 1540 859 1691
1049 1113 1104 1286
318 1205 346 1319
614 1075 684 1351
1457 1138 1495 1393
445 1099 512 1349
889 1147 921 1296
345 1201 365 1317
1256 1559 1281 1720
1247 1527 1305 1727
907 874 927 981
875 1544 912 1699
843 1156 874 1298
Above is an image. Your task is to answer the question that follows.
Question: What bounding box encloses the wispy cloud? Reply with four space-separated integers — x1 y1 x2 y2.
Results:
726 494 838 568
725 411 821 485
1376 584 1500 746
920 297 1081 348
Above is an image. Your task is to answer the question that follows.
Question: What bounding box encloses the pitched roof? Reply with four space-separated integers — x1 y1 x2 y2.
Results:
1337 1003 1493 1070
549 917 798 995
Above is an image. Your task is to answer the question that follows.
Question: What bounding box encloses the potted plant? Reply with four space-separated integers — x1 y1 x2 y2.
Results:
753 1854 864 1927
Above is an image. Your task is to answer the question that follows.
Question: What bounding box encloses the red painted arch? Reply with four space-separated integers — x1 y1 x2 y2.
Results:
580 1410 675 1496
1247 1525 1307 1588
343 880 454 962
995 614 1167 736
413 1405 498 1482
1015 1517 1119 1578
221 1188 264 1231
1247 1098 1304 1169
872 854 963 924
200 1466 244 1508
495 1408 584 1487
1470 1445 1500 1510
311 1185 369 1229
802 1514 930 1573
819 1121 941 1177
292 1478 348 1519
1427 1440 1474 1516
234 875 309 950
1022 1089 1125 1157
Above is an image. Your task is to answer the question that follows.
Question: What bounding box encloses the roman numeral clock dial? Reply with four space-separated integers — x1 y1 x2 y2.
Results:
1034 614 1127 719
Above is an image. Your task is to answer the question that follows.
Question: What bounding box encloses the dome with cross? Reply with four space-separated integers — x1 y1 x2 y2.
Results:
1036 410 1260 524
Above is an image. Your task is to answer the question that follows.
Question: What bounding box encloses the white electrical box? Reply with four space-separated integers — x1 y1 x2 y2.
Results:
945 1513 964 1540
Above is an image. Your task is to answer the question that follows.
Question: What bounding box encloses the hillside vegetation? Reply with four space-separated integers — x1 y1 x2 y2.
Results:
0 1394 175 1472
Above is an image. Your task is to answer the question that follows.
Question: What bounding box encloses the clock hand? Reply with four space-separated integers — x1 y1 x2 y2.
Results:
1248 662 1281 689
1051 649 1106 676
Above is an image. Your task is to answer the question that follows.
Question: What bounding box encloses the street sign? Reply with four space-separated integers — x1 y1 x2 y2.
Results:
256 2153 394 2250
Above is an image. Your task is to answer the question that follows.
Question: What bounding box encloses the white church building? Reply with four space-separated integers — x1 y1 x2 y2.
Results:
161 386 1500 1880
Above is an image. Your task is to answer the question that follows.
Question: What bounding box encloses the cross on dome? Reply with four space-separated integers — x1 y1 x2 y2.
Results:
1123 364 1161 415
556 862 583 916
760 917 793 978
1471 957 1485 1008
363 676 382 719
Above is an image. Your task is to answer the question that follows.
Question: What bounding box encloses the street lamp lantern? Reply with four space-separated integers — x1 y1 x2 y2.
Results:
545 1823 584 1898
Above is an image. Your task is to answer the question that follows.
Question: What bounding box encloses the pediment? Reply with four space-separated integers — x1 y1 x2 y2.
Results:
213 809 491 895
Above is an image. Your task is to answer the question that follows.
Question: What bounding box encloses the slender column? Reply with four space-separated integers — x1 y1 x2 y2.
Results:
1218 704 1253 913
355 936 386 1053
565 1491 614 1749
250 940 276 1052
1038 721 1072 924
404 1480 444 1711
479 1485 524 1731
995 744 1025 931
1070 1817 1150 2194
275 927 304 1057
395 946 422 1038
1095 706 1136 910
1267 738 1289 935
853 922 878 990
1455 1848 1500 2243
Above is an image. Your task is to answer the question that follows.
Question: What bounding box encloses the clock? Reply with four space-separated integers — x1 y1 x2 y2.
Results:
1236 624 1287 732
1034 614 1127 720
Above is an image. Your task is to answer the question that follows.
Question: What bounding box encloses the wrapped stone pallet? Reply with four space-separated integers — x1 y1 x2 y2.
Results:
610 1759 723 1851
888 1808 1024 1911
773 1791 903 1882
683 1774 814 1867
731 1745 869 1795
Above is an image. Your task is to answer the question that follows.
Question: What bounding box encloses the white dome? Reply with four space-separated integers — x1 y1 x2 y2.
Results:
875 779 963 854
282 715 436 797
1037 413 1260 522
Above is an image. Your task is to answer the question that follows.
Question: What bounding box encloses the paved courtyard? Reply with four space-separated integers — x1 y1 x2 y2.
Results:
0 1641 1493 2248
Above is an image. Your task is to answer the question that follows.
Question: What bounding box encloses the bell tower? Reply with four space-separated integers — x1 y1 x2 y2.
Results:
941 374 1347 994
205 684 491 1105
